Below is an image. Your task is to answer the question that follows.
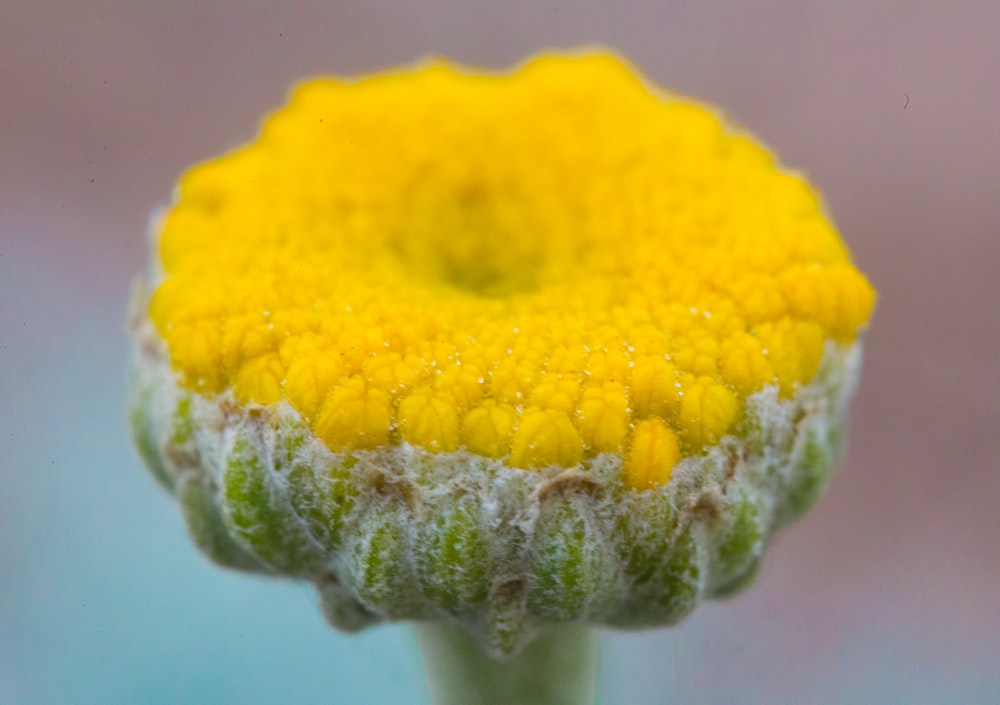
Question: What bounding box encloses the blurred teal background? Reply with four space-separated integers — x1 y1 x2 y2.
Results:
2 3 998 703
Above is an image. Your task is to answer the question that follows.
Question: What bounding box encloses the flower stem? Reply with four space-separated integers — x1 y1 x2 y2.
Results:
415 623 600 705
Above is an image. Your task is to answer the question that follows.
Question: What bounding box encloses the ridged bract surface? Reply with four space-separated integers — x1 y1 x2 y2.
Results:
131 302 861 657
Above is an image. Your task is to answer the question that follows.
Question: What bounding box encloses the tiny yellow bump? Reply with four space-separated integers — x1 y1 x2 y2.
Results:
545 345 588 377
166 322 225 391
398 388 461 452
284 350 347 420
510 407 584 469
725 274 788 326
675 374 739 449
362 352 429 398
670 331 720 378
629 355 680 420
576 382 630 452
491 356 542 405
780 264 875 342
221 316 275 370
433 363 485 411
528 375 582 415
719 333 775 395
626 418 681 490
316 377 392 450
233 353 285 405
754 319 825 397
461 400 517 458
586 349 631 386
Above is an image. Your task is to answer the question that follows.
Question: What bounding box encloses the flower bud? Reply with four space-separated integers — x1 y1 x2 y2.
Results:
129 51 873 659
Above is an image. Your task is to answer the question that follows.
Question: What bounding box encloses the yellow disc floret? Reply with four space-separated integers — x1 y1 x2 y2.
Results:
148 52 875 491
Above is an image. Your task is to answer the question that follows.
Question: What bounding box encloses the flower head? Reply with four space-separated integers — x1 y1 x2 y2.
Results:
130 51 874 657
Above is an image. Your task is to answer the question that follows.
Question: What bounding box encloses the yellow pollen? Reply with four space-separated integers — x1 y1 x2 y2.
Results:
148 51 875 490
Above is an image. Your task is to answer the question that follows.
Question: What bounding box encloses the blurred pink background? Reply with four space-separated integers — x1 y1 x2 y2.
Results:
2 3 997 703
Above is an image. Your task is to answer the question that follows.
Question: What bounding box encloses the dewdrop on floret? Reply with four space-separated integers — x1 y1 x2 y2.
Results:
128 50 875 662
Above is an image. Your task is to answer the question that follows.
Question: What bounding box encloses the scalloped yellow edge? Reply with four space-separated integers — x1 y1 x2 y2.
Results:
147 51 874 489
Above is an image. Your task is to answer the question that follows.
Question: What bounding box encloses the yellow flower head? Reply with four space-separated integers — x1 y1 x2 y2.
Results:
146 52 872 489
130 51 874 657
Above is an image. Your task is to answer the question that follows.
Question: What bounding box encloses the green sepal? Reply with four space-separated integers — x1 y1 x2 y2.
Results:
170 395 194 446
527 497 617 621
163 393 203 475
611 498 702 628
711 554 762 598
415 493 489 612
128 381 174 492
279 419 358 554
479 578 529 658
778 422 838 525
706 491 765 597
347 502 418 617
177 474 270 573
316 574 380 632
221 429 323 575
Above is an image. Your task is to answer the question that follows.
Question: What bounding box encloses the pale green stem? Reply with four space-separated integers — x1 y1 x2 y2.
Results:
415 623 600 705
